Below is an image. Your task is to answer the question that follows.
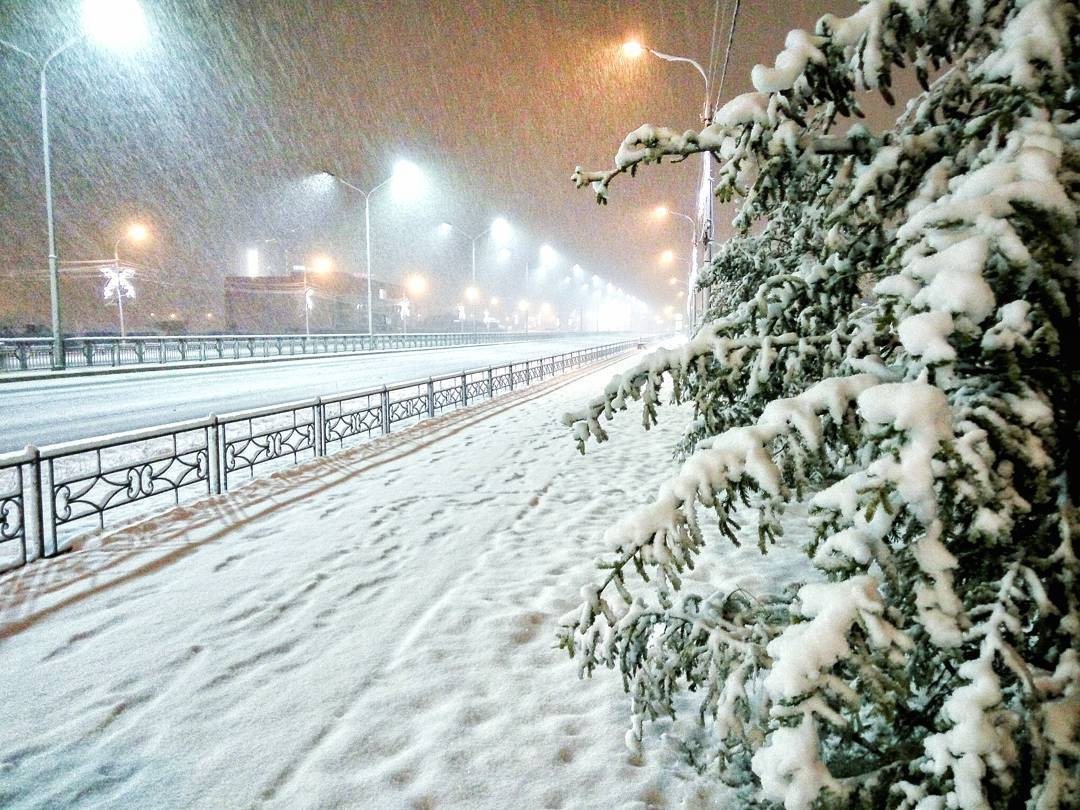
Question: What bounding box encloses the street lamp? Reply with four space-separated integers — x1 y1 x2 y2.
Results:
302 254 332 336
1 0 149 369
621 39 710 120
464 284 481 332
106 221 148 338
438 217 512 285
322 159 426 336
402 273 427 335
654 204 701 325
518 299 530 334
623 37 715 294
538 243 557 268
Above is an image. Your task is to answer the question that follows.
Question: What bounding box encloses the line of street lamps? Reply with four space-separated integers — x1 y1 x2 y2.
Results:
267 186 641 335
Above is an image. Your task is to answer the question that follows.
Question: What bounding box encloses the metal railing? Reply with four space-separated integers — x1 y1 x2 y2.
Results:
0 338 641 573
0 331 612 373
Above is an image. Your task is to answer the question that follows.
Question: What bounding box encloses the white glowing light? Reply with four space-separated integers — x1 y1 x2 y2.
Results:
490 217 512 243
405 274 428 297
390 159 426 200
82 0 148 51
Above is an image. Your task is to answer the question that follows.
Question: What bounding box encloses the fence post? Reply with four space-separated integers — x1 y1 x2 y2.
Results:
426 378 435 418
486 367 493 398
461 372 468 406
25 446 44 562
41 457 58 558
525 359 530 385
208 416 222 495
314 398 325 456
381 386 391 435
508 362 514 391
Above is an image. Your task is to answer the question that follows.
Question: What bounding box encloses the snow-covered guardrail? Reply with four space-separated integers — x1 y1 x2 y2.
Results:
0 338 642 573
0 331 620 373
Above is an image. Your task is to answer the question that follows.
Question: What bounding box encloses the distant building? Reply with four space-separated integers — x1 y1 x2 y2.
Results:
224 272 404 334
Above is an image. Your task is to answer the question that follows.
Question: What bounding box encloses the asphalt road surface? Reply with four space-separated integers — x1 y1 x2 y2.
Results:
0 335 626 450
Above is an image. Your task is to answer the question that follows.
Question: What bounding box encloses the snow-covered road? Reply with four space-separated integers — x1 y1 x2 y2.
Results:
0 348 809 808
0 335 624 451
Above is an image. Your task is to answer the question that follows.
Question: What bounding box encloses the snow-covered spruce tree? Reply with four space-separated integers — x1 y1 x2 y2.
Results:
559 1 1078 807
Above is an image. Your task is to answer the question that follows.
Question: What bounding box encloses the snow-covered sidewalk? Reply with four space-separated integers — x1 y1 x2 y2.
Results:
0 351 806 809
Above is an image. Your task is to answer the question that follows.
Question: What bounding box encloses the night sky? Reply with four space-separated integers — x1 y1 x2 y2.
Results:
0 0 862 326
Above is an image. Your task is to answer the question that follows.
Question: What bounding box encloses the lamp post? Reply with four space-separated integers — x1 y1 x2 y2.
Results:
403 273 428 335
624 39 715 284
1 0 149 369
654 205 701 326
107 222 148 337
464 284 480 332
438 217 512 287
301 254 332 336
518 300 530 335
322 161 425 336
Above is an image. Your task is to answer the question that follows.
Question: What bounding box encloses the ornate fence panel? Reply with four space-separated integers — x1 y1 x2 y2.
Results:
40 420 213 556
322 390 384 452
491 365 512 394
219 402 318 490
430 375 464 415
386 381 431 429
464 371 488 403
510 363 529 387
0 338 643 572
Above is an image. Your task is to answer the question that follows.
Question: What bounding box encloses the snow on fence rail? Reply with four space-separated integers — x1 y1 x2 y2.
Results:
0 331 607 373
0 339 640 573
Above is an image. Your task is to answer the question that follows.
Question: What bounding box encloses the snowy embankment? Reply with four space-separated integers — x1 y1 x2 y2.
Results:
0 350 809 809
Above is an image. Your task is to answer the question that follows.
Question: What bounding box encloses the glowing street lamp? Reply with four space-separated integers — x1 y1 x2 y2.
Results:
1 0 149 368
660 249 675 265
404 273 428 298
105 221 148 338
300 254 332 336
462 285 483 332
400 273 428 335
623 37 716 302
322 159 427 335
83 0 150 50
621 38 710 118
246 247 260 276
538 243 557 267
439 217 513 284
517 299 530 334
309 253 333 274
